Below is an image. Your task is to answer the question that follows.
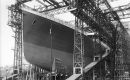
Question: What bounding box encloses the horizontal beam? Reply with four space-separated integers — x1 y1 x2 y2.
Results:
43 6 76 15
48 0 61 7
21 4 110 47
22 4 75 28
103 0 126 30
36 0 47 7
104 3 130 13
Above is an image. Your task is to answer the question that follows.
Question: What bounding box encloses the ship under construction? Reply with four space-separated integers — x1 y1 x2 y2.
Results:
3 0 130 80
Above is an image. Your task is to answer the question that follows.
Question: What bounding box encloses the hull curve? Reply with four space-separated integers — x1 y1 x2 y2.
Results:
23 11 105 74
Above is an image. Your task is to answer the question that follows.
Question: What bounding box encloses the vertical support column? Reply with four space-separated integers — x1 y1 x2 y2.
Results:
14 25 23 80
114 24 128 80
104 58 112 80
73 16 84 75
8 2 23 80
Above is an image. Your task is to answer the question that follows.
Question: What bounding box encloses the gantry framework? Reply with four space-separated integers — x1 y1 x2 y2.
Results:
7 0 130 80
8 0 31 80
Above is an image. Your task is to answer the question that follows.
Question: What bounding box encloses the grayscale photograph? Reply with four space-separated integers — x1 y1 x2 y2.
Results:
0 0 130 80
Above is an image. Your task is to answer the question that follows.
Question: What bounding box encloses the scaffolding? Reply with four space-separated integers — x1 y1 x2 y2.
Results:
8 4 23 80
8 0 31 80
114 24 129 80
72 0 84 74
73 17 84 75
7 0 130 80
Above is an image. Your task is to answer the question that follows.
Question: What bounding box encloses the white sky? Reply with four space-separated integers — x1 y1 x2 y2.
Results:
109 0 130 7
0 0 15 67
0 0 130 67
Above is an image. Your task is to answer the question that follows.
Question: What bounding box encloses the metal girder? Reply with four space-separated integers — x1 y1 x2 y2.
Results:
72 0 85 77
114 29 128 80
103 0 126 31
119 13 130 19
108 0 119 2
63 0 70 5
8 5 23 80
37 0 70 12
48 0 61 7
17 0 32 4
44 0 56 7
104 2 130 20
73 17 84 75
40 5 67 12
104 2 130 13
8 0 31 80
70 0 116 48
36 0 47 7
43 6 76 15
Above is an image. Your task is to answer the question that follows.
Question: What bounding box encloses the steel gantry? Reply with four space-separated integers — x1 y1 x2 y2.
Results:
7 0 130 80
8 0 31 80
73 17 84 75
8 4 23 80
114 25 129 80
70 0 129 80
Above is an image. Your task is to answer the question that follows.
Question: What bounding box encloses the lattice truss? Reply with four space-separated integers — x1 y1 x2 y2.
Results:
7 0 130 80
8 4 23 80
22 0 130 25
114 26 128 80
8 0 32 80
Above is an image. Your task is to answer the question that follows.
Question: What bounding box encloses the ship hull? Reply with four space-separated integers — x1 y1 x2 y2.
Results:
23 11 104 74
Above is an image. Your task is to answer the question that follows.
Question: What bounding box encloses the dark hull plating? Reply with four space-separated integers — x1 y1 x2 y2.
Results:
23 11 105 74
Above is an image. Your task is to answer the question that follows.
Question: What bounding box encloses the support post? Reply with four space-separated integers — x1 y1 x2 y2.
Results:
8 3 23 80
73 16 84 75
8 0 31 80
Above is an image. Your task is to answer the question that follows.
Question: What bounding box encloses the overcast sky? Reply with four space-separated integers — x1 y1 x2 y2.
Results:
0 0 15 67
